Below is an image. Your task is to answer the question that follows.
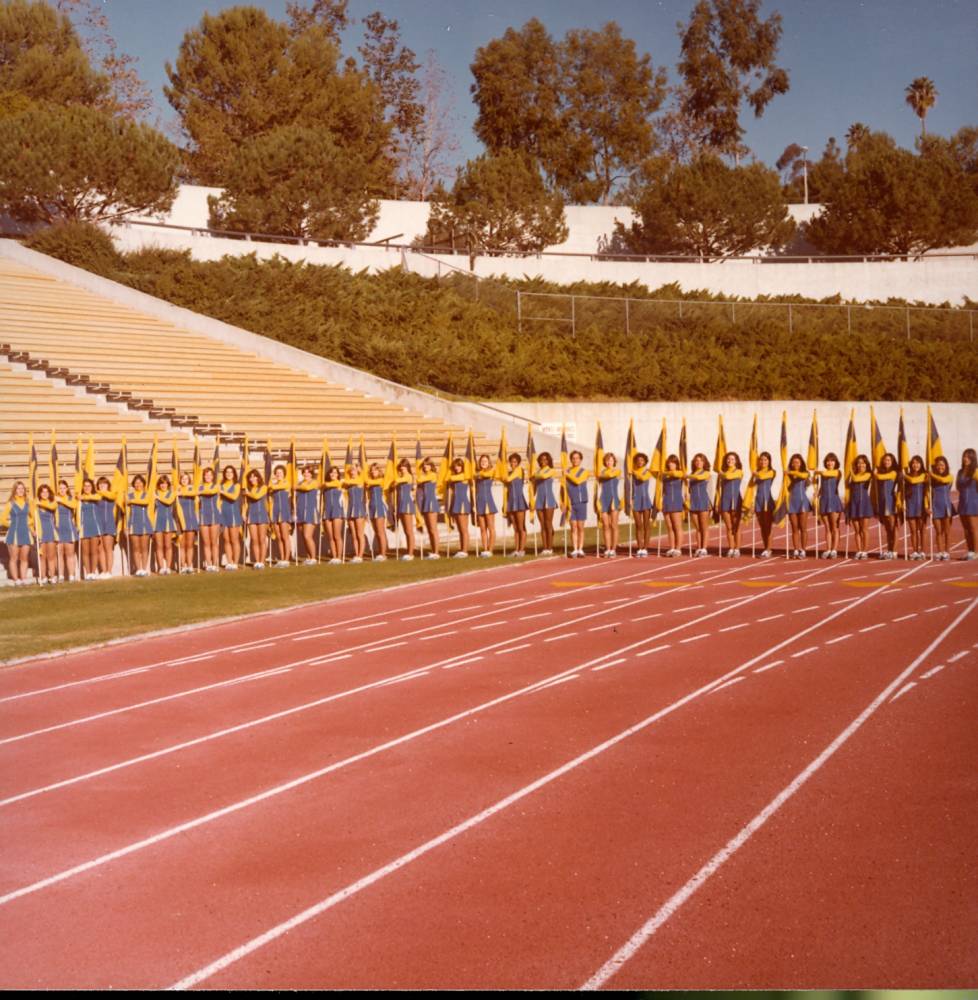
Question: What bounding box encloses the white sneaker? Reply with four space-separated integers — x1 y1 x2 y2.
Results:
329 557 342 565
515 550 526 558
452 551 468 559
425 553 440 560
226 563 238 571
798 550 806 559
303 558 317 566
966 551 977 561
374 554 387 562
277 560 290 567
760 550 771 558
253 562 265 570
401 553 415 561
479 550 492 558
540 549 553 556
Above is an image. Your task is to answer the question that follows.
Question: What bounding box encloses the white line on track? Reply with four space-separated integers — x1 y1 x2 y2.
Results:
634 612 662 621
680 634 708 644
442 656 484 671
495 643 530 654
890 681 917 702
420 631 457 641
756 614 782 622
308 654 351 666
637 645 670 658
710 677 745 693
564 604 595 611
753 660 783 674
363 642 407 654
716 596 747 604
346 622 386 632
400 613 435 621
826 634 852 645
893 613 917 622
580 595 978 990
920 664 945 679
519 613 550 621
793 606 820 614
168 559 917 991
719 623 748 633
544 634 574 643
791 646 818 658
470 622 502 631
859 623 885 633
947 650 969 663
592 659 627 673
674 605 705 613
924 605 947 612
291 633 333 642
588 622 621 632
533 675 579 690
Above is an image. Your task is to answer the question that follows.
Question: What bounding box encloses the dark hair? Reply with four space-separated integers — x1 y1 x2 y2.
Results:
273 464 286 476
451 457 464 472
246 469 264 488
961 448 977 472
326 464 342 481
788 453 807 473
157 474 171 489
723 451 742 470
38 483 53 501
691 452 710 472
96 476 110 489
908 454 925 474
569 450 583 461
758 451 772 468
131 475 145 489
879 452 896 472
202 466 216 482
853 454 870 473
538 451 553 468
633 452 648 466
508 452 522 464
396 458 413 473
477 454 492 469
665 454 680 471
602 452 618 467
81 477 96 493
823 452 839 469
933 455 950 475
222 465 238 483
302 464 317 476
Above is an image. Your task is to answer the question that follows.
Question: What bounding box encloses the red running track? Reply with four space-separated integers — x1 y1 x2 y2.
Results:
1 548 976 989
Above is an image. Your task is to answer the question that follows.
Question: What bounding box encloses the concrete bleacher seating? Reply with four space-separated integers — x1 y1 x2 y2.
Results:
0 256 494 491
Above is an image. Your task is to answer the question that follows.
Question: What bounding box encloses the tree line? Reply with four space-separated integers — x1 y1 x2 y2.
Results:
1 0 976 257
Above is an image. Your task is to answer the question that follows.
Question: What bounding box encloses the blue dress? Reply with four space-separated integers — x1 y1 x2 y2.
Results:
904 478 926 519
505 475 528 513
127 494 151 536
818 474 843 514
598 474 621 512
38 504 57 544
956 470 978 516
449 480 472 516
416 479 440 515
246 495 269 525
57 500 79 542
79 497 101 539
270 487 293 523
323 486 345 520
474 476 496 516
662 476 684 514
198 489 220 527
873 477 897 517
367 484 387 519
787 475 812 515
566 473 589 522
345 483 367 519
753 474 775 513
847 478 873 520
688 475 711 513
719 475 743 513
155 496 178 533
97 495 116 536
178 493 200 531
931 480 954 520
394 480 417 515
533 475 558 511
219 487 243 528
5 500 31 546
632 474 653 512
295 486 319 524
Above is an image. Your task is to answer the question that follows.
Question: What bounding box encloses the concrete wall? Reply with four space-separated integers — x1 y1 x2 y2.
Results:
492 401 978 472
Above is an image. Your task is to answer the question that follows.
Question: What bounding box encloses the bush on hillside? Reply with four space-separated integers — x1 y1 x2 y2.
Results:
25 220 122 276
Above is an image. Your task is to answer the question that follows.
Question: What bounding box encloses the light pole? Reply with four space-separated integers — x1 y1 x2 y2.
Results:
800 145 809 205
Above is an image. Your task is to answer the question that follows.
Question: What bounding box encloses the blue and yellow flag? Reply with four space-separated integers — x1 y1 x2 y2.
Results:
623 418 637 515
112 438 128 520
896 409 909 515
287 438 297 492
358 435 367 472
926 406 944 469
843 409 858 506
773 411 789 525
192 438 201 491
712 415 728 519
494 425 508 480
147 436 159 527
526 425 536 520
742 413 759 516
650 419 666 516
869 406 887 470
343 437 353 475
807 410 819 515
320 437 331 480
437 432 453 499
383 437 398 491
48 430 58 490
28 435 38 529
73 438 83 497
678 418 688 476
558 425 570 523
594 423 605 514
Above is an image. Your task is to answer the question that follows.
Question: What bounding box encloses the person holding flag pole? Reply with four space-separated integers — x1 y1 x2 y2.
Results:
564 442 590 559
630 446 654 558
111 438 131 576
955 446 978 559
365 458 390 561
3 475 33 585
494 427 509 558
623 419 637 557
295 457 321 566
198 438 221 571
897 409 911 558
218 442 244 570
474 448 498 558
392 451 418 561
177 440 201 574
416 448 441 559
268 440 296 567
525 425 539 557
814 450 843 559
314 438 331 564
558 427 570 558
382 437 400 561
463 430 481 558
502 445 529 557
710 416 727 557
807 411 820 558
593 423 605 558
436 433 453 558
743 415 760 559
842 409 859 560
647 420 667 558
927 407 952 561
869 407 889 557
772 411 791 559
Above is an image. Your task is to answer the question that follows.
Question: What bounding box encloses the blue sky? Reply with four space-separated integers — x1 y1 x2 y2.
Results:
106 0 976 171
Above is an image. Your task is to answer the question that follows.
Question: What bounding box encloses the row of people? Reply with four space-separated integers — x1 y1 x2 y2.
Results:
4 447 977 582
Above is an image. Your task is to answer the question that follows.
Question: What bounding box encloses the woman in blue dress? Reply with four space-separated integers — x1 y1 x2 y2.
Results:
786 454 812 559
79 477 102 580
659 455 686 557
219 465 243 571
269 464 294 568
597 452 622 557
198 466 221 572
749 451 776 558
846 454 874 559
391 457 416 561
903 455 928 560
532 452 559 555
177 471 200 574
127 473 152 577
565 451 590 558
815 452 844 559
474 454 496 558
718 452 744 557
956 448 978 560
4 480 32 585
295 464 321 565
96 475 117 579
873 453 899 559
244 469 270 569
56 478 79 581
447 457 472 558
153 474 178 575
930 456 954 561
631 452 654 557
36 483 59 584
365 462 389 561
343 460 367 564
504 452 529 557
415 457 441 559
687 454 712 557
321 465 346 564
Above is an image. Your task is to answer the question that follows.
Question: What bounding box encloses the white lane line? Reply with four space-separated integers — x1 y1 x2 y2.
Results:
859 623 886 633
378 672 429 688
756 614 782 622
719 623 748 633
363 642 407 654
791 646 819 658
830 598 856 606
604 598 631 605
908 582 930 589
716 596 746 604
925 605 947 613
921 664 945 679
948 650 969 663
710 677 744 693
580 596 978 991
893 613 918 622
420 631 457 641
955 598 971 605
533 675 579 690
565 604 595 611
308 653 352 666
519 613 550 621
347 622 385 632
589 622 621 632
826 633 852 645
890 681 917 702
442 656 484 671
674 605 705 613
544 634 574 643
752 660 783 674
175 653 217 663
635 612 663 621
401 613 435 621
291 633 333 642
240 642 275 652
679 634 708 644
792 606 820 614
809 580 832 588
637 645 670 658
470 622 502 631
495 643 530 654
494 598 524 606
449 605 483 613
592 659 627 673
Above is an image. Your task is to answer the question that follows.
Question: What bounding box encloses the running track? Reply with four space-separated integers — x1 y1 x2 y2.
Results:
1 536 976 988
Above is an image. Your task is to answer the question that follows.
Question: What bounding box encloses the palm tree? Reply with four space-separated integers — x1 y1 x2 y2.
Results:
845 122 870 149
905 77 938 137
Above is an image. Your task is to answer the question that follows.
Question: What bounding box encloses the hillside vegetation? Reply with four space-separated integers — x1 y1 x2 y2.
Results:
24 223 978 402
